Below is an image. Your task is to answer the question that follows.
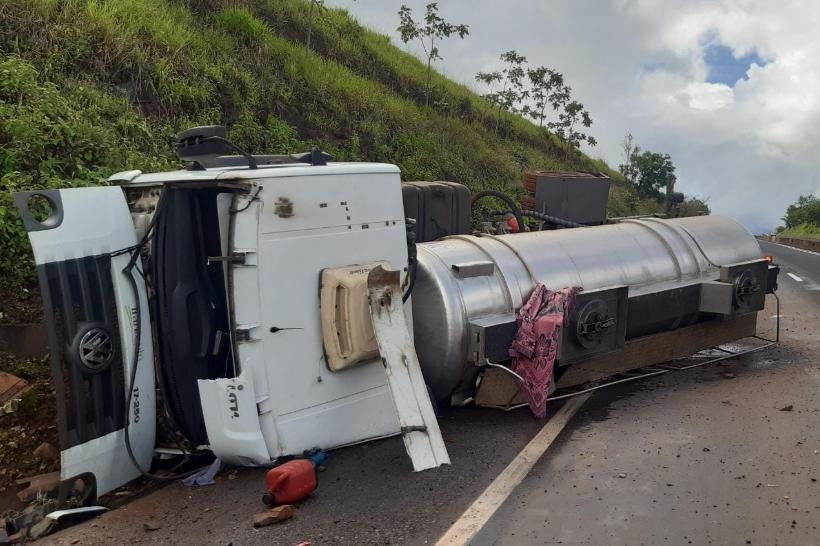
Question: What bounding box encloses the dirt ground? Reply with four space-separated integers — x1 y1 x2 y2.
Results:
0 286 42 325
0 353 59 510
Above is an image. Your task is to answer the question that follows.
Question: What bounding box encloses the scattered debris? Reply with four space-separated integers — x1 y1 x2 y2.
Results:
182 459 222 487
0 397 19 415
228 469 238 481
47 506 109 525
0 372 28 405
253 505 295 527
779 404 794 412
617 473 627 479
143 519 161 532
3 502 50 542
28 517 56 539
33 441 59 463
1 503 106 544
722 373 736 379
15 471 60 503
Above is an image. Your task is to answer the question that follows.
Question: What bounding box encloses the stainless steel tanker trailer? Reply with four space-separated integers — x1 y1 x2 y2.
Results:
13 126 779 498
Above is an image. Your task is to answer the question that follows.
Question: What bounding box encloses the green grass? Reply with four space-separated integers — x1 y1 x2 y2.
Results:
779 223 820 241
0 0 657 290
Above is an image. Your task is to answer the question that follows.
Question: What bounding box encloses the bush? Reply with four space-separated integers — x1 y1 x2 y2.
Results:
0 56 177 286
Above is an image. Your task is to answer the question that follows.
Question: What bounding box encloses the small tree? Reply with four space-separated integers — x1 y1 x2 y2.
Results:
397 3 469 106
619 132 640 184
526 66 563 128
475 70 503 109
475 50 528 131
547 83 596 148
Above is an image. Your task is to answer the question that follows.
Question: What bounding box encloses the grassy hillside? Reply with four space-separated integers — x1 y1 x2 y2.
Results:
0 0 657 293
779 223 820 240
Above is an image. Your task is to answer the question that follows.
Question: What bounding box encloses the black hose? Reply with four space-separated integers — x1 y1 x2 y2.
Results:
520 209 586 229
122 190 202 482
402 218 418 303
402 261 417 303
470 190 525 233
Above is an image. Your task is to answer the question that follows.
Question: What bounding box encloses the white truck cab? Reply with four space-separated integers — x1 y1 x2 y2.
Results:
14 128 421 495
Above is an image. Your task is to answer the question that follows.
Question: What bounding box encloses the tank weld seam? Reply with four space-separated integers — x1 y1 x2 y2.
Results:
481 234 539 290
625 218 689 279
649 218 711 270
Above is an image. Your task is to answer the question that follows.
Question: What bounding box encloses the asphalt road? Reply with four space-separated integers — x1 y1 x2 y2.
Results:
760 240 820 306
40 241 820 546
473 241 820 545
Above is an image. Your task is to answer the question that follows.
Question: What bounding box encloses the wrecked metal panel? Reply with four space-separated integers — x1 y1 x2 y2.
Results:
368 265 450 471
198 373 271 466
14 186 156 496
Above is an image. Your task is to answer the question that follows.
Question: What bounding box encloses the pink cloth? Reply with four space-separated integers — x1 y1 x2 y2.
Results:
509 284 581 418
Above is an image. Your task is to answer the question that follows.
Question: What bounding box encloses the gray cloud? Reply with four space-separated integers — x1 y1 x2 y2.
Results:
327 0 820 232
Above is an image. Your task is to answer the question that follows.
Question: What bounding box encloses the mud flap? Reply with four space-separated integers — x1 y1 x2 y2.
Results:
13 187 156 496
367 266 450 471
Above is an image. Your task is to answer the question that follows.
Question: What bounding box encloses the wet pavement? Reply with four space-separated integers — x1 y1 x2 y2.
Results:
473 244 820 546
39 247 820 545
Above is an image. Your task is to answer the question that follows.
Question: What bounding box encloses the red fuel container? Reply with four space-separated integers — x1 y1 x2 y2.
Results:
263 460 318 506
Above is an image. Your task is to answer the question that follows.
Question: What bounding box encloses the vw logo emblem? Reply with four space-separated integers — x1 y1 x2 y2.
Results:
78 327 114 371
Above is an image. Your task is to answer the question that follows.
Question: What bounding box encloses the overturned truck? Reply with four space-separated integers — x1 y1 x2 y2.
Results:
14 126 779 499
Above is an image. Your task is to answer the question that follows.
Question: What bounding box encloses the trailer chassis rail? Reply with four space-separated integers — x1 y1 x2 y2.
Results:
482 292 781 411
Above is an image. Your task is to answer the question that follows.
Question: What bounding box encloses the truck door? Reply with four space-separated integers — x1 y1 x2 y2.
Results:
14 187 156 496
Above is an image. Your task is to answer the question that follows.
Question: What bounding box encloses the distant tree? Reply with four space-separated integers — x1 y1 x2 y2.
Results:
674 197 711 217
475 50 528 131
782 194 820 228
526 66 563 128
631 150 675 201
619 132 640 184
397 3 469 106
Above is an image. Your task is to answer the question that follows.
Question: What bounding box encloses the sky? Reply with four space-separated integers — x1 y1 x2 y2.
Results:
326 0 820 233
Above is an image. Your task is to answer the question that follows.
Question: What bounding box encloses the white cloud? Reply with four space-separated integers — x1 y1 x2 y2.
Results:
675 82 734 110
327 0 820 232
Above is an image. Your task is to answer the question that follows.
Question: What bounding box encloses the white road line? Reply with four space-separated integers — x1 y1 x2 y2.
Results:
435 394 591 546
787 272 804 282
